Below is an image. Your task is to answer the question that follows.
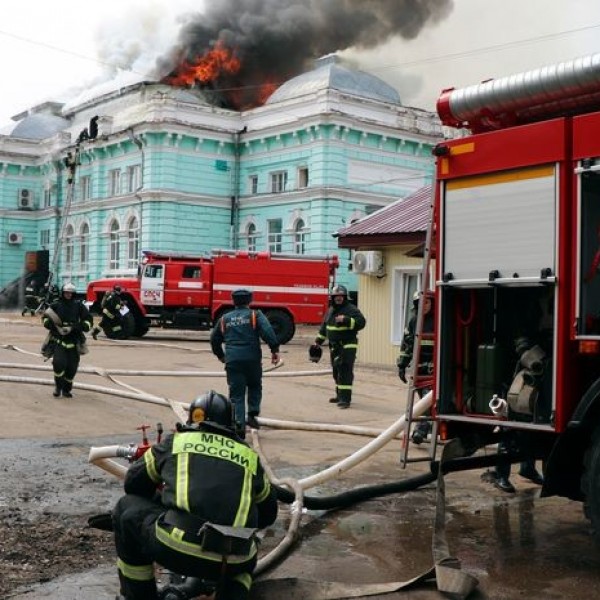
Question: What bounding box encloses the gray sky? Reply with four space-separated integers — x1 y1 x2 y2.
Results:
346 0 600 112
1 0 599 125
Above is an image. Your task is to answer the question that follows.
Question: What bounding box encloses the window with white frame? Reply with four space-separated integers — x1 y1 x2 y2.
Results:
247 223 258 252
109 219 120 270
270 171 287 193
80 223 89 270
125 165 141 193
298 166 309 189
267 219 282 253
64 225 75 270
249 175 258 195
40 229 50 248
108 169 121 196
127 216 140 269
293 219 306 254
79 176 91 201
391 268 422 344
43 187 52 208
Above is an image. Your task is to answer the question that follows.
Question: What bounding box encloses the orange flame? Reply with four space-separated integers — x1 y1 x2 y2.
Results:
257 80 278 106
165 40 241 87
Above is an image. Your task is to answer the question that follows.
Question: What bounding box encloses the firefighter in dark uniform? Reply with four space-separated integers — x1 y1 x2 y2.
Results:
42 282 93 398
22 280 39 316
92 285 124 339
112 390 278 600
312 284 366 409
210 289 280 435
397 291 435 444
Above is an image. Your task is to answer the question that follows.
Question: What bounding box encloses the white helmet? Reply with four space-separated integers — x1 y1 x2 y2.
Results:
62 282 76 294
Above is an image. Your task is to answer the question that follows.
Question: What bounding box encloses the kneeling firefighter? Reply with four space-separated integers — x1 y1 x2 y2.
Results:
112 390 278 600
92 285 125 340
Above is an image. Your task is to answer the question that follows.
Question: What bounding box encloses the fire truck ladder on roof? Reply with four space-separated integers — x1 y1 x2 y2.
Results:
400 185 439 468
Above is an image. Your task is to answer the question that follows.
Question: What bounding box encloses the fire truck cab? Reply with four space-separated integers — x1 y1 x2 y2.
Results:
431 52 600 542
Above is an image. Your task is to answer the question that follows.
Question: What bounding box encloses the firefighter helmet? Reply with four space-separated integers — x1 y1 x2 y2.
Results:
330 285 348 297
62 282 76 294
188 390 233 428
232 288 253 306
309 344 323 363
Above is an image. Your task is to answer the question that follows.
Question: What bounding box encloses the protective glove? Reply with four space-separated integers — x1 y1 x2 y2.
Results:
58 325 73 336
398 367 407 384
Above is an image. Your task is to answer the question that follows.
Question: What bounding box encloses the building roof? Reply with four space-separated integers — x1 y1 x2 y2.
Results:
335 184 432 248
0 112 70 140
266 54 401 106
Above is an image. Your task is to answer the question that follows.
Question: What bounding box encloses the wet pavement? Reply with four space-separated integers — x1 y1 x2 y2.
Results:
2 316 600 598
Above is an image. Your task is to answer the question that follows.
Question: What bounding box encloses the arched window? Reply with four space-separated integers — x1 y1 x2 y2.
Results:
80 223 89 270
247 223 257 252
127 216 139 269
109 219 120 270
293 218 306 254
64 225 75 270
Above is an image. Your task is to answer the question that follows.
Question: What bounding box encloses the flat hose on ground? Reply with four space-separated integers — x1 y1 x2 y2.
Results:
273 470 437 509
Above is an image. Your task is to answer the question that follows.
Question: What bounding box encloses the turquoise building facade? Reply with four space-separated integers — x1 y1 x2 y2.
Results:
0 56 444 298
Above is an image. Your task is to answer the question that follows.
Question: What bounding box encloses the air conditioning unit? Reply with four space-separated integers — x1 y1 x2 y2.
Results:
7 232 23 245
352 250 383 275
18 189 34 210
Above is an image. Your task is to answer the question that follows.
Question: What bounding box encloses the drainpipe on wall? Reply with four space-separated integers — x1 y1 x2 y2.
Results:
128 128 144 260
230 126 245 249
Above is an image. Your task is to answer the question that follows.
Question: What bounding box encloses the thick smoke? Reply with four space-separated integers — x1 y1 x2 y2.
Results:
157 0 453 108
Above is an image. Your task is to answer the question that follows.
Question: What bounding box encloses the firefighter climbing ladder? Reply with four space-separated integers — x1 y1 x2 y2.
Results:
400 185 439 468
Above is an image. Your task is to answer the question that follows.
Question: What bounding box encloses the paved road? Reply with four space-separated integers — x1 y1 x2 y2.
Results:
2 314 600 599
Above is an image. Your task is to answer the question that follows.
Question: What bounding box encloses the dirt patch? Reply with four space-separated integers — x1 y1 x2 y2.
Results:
0 436 125 597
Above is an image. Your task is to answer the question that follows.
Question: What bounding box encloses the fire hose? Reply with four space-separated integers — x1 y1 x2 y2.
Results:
1 346 479 597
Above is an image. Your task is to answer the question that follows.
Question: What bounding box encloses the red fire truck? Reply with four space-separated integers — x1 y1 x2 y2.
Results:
429 52 600 541
86 249 339 344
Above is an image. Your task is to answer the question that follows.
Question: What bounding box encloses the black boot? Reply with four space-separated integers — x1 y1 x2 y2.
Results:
493 475 516 493
53 387 61 398
91 327 99 340
119 572 158 600
247 413 260 429
518 464 544 485
411 422 430 445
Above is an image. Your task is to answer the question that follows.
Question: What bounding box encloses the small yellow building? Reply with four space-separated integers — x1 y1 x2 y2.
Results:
335 186 434 368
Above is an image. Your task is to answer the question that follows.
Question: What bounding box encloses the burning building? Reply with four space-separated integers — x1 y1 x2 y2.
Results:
0 53 444 302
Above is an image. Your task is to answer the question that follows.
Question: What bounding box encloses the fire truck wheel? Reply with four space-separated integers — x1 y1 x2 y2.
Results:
265 309 295 345
121 313 135 338
131 315 149 337
582 425 600 546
